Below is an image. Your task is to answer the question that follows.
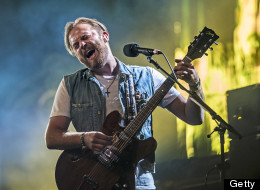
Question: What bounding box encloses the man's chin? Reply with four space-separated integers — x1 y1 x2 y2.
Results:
81 59 104 70
93 61 105 70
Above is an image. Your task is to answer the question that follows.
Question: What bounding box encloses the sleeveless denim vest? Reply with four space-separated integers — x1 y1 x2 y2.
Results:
64 59 155 171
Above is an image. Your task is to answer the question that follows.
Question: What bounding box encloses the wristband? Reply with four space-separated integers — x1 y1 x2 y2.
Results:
80 132 87 150
189 79 201 92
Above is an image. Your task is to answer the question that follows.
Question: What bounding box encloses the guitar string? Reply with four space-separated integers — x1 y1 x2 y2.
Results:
86 163 99 180
88 161 122 188
87 162 105 185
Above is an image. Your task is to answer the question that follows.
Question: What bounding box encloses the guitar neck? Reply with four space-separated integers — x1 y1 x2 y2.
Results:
183 55 192 64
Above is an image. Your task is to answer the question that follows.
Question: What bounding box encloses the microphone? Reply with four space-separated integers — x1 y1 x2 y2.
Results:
123 43 162 57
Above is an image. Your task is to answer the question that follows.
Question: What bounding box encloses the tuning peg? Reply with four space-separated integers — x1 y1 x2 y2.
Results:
214 41 218 45
205 53 208 56
209 47 213 51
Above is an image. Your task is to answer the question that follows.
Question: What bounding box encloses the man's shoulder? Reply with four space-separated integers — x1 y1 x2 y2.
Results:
63 68 91 88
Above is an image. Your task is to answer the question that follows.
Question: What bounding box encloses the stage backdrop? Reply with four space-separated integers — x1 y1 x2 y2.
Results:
0 0 259 189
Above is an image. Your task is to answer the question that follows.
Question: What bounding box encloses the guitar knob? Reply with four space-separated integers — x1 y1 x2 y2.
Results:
205 53 208 56
214 41 218 45
209 47 213 51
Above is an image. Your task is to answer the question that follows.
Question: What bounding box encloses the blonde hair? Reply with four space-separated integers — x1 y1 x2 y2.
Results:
64 17 107 56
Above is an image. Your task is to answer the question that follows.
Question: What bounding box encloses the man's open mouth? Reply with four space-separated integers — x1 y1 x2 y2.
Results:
86 49 95 58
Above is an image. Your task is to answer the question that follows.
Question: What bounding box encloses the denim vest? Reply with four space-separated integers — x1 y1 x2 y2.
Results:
64 59 155 137
64 60 155 171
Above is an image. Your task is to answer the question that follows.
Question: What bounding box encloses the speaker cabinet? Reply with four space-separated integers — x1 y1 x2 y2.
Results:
226 83 260 138
226 84 260 178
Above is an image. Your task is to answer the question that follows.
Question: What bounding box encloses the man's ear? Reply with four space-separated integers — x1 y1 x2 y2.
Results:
102 31 109 42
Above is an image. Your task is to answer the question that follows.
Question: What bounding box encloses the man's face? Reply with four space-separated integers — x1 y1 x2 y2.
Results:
69 23 109 70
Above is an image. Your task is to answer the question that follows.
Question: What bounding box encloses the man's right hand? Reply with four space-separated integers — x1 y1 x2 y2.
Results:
84 132 113 153
46 116 113 152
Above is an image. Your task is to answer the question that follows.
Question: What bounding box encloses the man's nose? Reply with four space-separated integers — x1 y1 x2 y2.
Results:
80 41 87 50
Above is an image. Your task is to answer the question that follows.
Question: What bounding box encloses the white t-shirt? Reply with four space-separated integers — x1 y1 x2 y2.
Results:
50 67 180 118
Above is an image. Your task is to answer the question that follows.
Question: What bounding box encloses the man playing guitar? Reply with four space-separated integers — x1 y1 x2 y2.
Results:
45 17 205 190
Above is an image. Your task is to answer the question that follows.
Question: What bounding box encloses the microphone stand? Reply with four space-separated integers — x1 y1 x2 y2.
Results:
146 56 242 183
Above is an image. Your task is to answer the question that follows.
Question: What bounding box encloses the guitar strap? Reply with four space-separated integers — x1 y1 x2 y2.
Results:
124 73 156 173
124 74 137 125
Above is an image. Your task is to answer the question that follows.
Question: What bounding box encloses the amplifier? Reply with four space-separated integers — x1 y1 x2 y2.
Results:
226 84 260 138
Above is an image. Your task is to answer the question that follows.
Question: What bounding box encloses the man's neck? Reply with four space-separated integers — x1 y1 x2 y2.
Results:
93 54 118 76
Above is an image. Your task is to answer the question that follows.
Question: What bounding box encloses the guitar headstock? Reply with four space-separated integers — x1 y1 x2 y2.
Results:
186 27 219 61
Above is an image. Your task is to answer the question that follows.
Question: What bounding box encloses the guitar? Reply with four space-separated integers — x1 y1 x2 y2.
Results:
55 27 219 190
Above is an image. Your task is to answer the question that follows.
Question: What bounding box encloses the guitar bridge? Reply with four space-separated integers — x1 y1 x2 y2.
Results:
98 148 119 168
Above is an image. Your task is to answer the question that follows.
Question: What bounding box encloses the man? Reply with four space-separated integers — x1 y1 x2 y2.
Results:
45 17 204 190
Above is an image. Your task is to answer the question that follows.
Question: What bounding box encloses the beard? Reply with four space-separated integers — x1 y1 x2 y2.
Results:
79 39 109 70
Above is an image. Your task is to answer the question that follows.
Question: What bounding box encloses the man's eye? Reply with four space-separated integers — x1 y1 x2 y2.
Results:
73 43 79 50
82 35 90 40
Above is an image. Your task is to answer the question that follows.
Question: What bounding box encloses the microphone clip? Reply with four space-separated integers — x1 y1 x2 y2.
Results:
146 56 161 69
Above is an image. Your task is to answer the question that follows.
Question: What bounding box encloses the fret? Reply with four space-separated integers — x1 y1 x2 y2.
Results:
183 56 192 63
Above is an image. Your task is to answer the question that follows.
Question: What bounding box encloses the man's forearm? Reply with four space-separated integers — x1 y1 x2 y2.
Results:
185 87 205 125
45 116 83 150
46 129 83 150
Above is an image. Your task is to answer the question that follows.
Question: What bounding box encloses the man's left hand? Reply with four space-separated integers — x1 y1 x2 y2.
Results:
174 59 200 86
